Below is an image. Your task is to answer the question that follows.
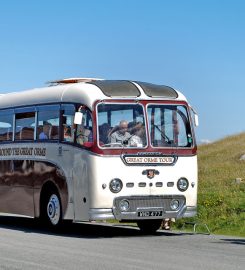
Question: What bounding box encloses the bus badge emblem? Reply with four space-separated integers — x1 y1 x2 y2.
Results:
142 169 159 179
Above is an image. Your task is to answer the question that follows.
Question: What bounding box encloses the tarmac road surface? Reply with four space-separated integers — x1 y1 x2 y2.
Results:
0 216 244 270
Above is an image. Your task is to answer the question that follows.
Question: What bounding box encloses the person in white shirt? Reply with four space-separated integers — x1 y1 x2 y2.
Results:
129 122 145 147
110 120 131 145
39 122 51 140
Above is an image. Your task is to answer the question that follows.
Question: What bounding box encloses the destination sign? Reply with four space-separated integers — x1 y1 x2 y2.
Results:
122 154 177 166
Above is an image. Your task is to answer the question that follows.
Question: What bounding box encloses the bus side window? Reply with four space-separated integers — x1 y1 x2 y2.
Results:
76 108 93 147
15 112 35 141
0 110 14 142
61 104 75 143
37 105 60 140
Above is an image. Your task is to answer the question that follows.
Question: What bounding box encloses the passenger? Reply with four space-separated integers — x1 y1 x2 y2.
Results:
127 121 136 132
129 123 145 147
64 125 73 142
39 122 51 140
99 123 111 145
76 122 92 145
108 125 119 138
110 120 131 145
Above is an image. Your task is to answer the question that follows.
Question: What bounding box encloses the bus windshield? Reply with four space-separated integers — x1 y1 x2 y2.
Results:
97 102 193 149
147 104 193 148
97 103 147 148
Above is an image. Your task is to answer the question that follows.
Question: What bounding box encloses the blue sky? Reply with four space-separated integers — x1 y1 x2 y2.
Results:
0 0 244 143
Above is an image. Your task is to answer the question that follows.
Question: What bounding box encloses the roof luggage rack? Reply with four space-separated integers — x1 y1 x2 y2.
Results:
47 77 104 85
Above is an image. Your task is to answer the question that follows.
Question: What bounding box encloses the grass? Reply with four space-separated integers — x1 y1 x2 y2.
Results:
175 133 245 237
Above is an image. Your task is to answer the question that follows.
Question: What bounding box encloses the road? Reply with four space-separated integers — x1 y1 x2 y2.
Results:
0 216 244 270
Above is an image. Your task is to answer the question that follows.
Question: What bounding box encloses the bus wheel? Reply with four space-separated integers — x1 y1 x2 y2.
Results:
41 190 62 228
137 220 162 234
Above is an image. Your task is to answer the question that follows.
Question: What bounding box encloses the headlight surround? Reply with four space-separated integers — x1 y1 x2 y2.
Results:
119 199 130 211
170 199 180 210
109 178 123 193
177 178 189 192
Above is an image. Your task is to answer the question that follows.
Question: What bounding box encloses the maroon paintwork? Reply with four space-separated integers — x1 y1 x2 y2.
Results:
0 159 68 218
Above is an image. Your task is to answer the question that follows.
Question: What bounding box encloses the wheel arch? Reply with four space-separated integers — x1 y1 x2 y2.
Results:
33 162 69 219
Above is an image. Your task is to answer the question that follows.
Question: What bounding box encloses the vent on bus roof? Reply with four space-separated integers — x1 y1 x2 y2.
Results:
135 81 178 98
48 77 104 85
89 80 141 97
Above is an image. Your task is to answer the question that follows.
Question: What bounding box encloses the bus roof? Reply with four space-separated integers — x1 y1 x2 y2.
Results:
0 79 188 110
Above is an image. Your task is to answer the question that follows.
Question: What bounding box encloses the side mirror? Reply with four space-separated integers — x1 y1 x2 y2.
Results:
194 114 199 127
190 106 199 127
74 112 83 125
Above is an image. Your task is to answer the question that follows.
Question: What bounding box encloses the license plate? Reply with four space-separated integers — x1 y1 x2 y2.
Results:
138 211 163 217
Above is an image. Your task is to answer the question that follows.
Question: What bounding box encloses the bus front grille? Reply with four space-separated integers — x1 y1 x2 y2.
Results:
113 195 186 220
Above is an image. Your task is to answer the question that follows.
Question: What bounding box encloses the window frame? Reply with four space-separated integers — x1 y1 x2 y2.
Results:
0 102 94 147
0 109 14 142
74 105 94 147
61 104 76 144
14 111 36 141
96 101 148 149
146 103 193 149
36 104 60 141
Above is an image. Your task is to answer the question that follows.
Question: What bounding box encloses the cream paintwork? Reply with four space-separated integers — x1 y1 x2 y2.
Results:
0 82 187 112
70 149 197 220
88 155 197 207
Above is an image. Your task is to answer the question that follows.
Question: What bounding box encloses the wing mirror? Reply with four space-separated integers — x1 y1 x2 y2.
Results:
74 112 83 125
190 106 199 127
194 114 199 127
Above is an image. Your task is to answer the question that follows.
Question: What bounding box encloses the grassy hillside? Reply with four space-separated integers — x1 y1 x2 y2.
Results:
178 133 245 236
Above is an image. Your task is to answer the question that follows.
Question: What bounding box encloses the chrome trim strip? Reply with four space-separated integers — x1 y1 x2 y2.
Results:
12 113 16 141
88 205 194 221
183 206 197 218
34 111 38 141
89 208 114 220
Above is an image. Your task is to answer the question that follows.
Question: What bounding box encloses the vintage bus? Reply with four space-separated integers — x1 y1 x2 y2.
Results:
0 78 198 233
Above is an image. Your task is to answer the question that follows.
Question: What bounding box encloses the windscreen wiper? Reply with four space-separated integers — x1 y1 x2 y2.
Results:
153 124 172 144
122 134 134 146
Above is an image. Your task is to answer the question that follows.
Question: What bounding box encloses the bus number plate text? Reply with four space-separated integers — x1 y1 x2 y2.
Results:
138 211 163 217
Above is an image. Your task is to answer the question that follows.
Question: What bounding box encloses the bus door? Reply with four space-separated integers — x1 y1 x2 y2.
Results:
72 106 93 221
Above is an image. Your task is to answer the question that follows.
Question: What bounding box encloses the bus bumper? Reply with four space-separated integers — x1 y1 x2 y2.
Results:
183 206 197 218
89 195 191 221
89 208 114 220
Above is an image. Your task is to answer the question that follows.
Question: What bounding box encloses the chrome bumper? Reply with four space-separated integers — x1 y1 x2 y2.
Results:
183 206 197 218
89 195 189 221
89 208 114 220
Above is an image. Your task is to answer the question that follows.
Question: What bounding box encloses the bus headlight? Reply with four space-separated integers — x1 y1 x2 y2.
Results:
119 199 129 211
177 178 189 192
109 178 123 193
170 199 180 210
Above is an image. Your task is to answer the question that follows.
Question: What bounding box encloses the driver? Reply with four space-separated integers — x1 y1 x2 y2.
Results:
110 120 131 145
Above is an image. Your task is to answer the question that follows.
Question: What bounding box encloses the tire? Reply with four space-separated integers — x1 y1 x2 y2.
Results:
40 189 62 228
137 220 162 234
